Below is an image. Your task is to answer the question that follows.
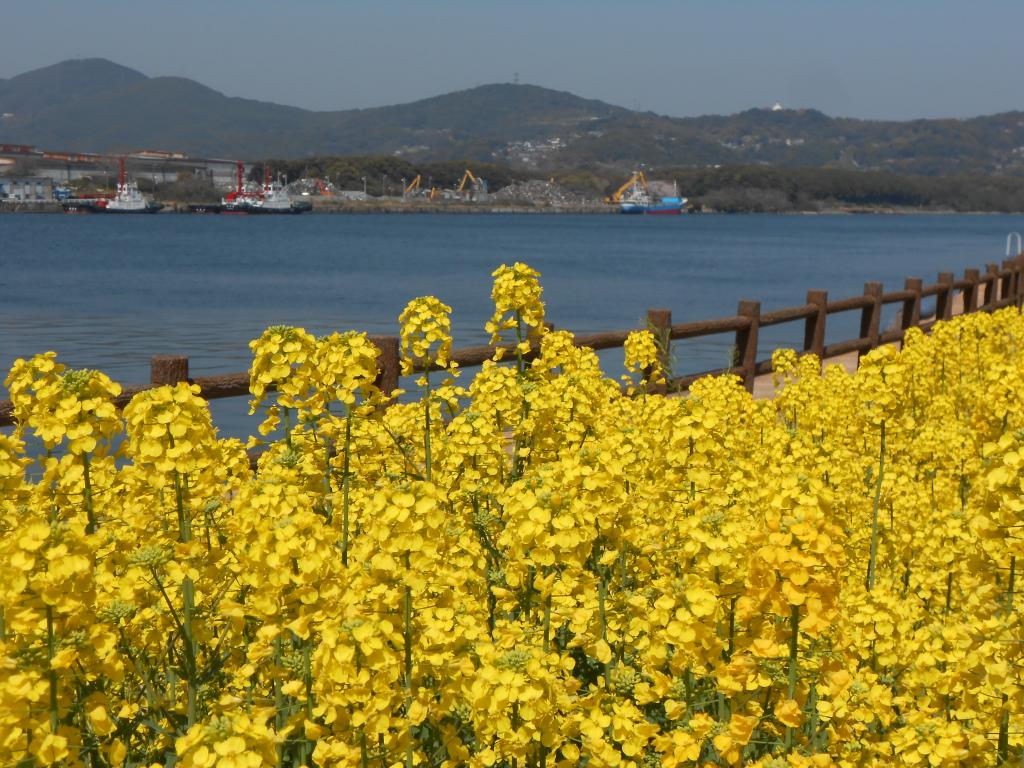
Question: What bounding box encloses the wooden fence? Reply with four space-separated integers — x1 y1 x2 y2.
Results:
2 255 1023 428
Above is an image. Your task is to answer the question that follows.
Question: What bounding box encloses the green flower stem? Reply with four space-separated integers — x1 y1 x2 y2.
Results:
784 603 800 754
273 634 285 762
42 446 62 734
688 437 696 502
321 428 333 524
342 410 353 564
202 502 214 552
149 567 194 728
46 605 58 732
301 637 313 767
283 406 293 449
356 646 369 768
524 565 535 620
725 596 737 662
1007 556 1016 615
82 452 97 534
423 368 432 481
998 693 1009 764
116 626 161 715
598 577 610 689
182 577 197 726
515 312 525 376
168 664 178 712
866 420 886 592
403 575 415 768
173 468 197 728
543 594 552 653
807 683 821 750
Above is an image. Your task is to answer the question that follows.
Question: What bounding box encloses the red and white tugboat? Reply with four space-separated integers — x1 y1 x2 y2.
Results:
255 174 313 214
62 158 163 214
194 162 311 215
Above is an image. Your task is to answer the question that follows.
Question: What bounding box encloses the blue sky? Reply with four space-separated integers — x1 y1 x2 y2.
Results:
3 0 1021 120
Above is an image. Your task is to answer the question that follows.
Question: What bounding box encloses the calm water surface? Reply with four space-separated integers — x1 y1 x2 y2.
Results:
2 213 1021 437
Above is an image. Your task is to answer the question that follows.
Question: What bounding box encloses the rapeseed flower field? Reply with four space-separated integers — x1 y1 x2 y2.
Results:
2 264 1023 767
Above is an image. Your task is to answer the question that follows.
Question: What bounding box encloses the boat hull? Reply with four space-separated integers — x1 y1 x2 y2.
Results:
62 200 164 214
620 204 683 215
104 204 165 214
222 202 313 215
188 203 223 214
619 188 687 215
61 201 101 214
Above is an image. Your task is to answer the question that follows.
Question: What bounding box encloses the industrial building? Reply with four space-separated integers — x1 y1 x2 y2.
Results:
0 176 54 201
0 144 247 188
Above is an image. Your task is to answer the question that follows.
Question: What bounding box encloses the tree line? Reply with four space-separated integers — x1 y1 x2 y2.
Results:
253 157 532 196
12 152 1024 211
665 166 1024 212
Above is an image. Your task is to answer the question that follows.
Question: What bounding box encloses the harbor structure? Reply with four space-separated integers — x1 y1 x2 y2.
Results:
0 144 247 187
0 176 53 201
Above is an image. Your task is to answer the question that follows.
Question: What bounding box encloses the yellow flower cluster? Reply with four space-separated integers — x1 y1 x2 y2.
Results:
623 329 664 391
486 262 545 356
2 264 1024 768
399 296 454 375
7 353 121 455
249 327 382 435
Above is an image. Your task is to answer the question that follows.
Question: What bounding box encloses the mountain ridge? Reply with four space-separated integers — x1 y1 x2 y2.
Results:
1 58 1023 175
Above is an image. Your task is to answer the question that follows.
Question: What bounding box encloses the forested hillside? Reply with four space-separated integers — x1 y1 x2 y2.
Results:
3 59 1024 176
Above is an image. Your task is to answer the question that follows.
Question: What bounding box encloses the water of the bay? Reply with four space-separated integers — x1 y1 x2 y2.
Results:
2 212 1021 438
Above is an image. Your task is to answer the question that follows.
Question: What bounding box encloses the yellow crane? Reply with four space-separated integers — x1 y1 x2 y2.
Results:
404 175 421 195
606 170 649 203
456 169 479 194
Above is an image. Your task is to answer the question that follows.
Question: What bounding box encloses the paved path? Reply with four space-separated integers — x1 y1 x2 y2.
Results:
750 293 967 400
751 350 867 399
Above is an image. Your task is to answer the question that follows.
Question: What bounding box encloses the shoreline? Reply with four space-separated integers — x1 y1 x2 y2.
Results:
3 200 1024 215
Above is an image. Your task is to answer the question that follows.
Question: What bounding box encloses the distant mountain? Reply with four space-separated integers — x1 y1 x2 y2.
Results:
0 59 146 116
2 58 1023 175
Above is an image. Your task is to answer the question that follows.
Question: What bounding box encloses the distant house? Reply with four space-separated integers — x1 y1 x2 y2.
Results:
0 176 55 201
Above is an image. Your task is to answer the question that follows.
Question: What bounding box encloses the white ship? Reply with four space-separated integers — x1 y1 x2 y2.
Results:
61 158 163 214
218 163 312 215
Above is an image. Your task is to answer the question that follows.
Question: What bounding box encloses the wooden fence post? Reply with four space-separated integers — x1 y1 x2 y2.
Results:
803 289 827 359
151 355 189 386
370 335 400 399
1011 258 1021 304
995 260 1011 305
902 278 922 332
936 272 954 321
1001 260 1015 307
735 300 760 393
1015 256 1024 306
985 264 1000 307
859 282 883 361
646 308 672 384
963 268 980 314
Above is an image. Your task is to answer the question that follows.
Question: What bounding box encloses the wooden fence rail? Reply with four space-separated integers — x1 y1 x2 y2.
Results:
2 254 1023 428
